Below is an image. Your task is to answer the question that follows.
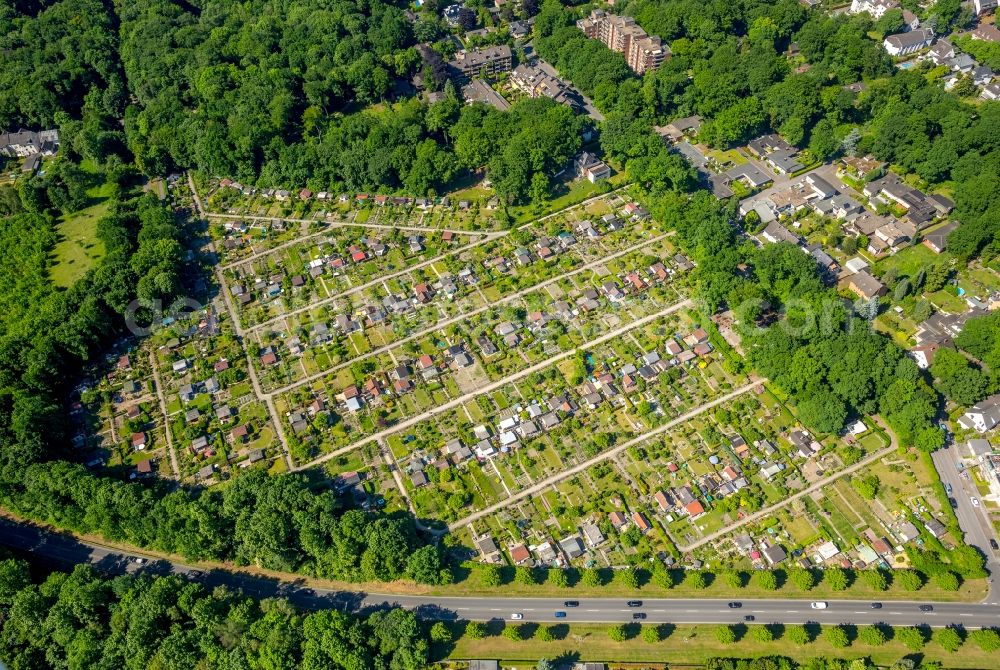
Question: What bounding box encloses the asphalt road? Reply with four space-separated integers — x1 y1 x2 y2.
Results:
931 442 1000 606
3 518 998 629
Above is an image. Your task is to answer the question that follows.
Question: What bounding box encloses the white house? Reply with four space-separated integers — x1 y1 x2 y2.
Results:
973 0 998 15
850 0 898 18
883 29 934 57
958 394 1000 433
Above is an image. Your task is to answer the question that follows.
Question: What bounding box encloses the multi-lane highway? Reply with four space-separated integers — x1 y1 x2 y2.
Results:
2 517 997 629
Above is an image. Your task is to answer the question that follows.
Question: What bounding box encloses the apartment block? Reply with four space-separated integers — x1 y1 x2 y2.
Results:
576 10 668 74
448 45 513 83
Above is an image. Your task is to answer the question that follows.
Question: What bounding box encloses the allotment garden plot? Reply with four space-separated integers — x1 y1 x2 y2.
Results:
373 307 748 524
149 306 284 483
272 227 692 465
457 388 894 571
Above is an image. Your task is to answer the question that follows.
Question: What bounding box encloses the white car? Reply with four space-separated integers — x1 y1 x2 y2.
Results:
510 613 523 620
133 557 146 564
971 497 980 508
810 601 828 610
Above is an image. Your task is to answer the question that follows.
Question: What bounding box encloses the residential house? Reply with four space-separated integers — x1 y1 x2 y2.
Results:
909 342 942 369
761 543 787 565
575 151 612 183
923 221 958 253
883 29 934 57
958 394 1000 433
509 543 533 565
843 269 886 300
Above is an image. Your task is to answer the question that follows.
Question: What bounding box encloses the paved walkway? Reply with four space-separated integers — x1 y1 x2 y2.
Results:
293 298 694 471
188 174 294 469
210 211 494 237
148 351 181 479
449 378 765 530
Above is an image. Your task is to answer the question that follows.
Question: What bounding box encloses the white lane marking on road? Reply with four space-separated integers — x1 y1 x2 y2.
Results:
586 609 599 612
455 607 469 611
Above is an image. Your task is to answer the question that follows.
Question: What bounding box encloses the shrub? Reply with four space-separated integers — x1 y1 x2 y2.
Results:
789 568 815 591
465 621 487 639
786 625 810 645
863 569 889 591
858 625 887 646
824 624 850 648
430 622 452 644
932 570 960 591
755 570 778 591
502 623 523 641
969 628 1000 651
934 627 963 652
686 571 707 589
608 624 627 642
752 625 774 642
715 625 736 645
896 626 926 650
642 624 661 643
480 564 502 587
896 569 924 591
535 625 555 642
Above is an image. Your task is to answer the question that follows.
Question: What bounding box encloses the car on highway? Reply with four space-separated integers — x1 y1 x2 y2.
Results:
633 613 647 620
727 602 743 609
510 613 523 620
971 497 980 507
810 602 828 609
554 611 567 618
626 600 643 607
949 497 958 509
990 539 999 551
564 601 580 607
870 602 882 609
744 615 755 622
919 605 934 612
945 483 953 494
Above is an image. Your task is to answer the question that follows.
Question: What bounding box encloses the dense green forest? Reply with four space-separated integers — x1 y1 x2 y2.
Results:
536 0 1000 257
534 0 964 448
0 557 432 670
0 0 996 585
0 0 125 130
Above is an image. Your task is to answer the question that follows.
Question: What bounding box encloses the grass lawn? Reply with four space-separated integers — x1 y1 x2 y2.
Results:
927 289 968 314
509 174 628 224
443 622 996 668
49 177 115 287
876 244 943 280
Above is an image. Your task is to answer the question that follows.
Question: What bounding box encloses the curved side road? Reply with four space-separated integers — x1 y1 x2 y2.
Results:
2 517 996 629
